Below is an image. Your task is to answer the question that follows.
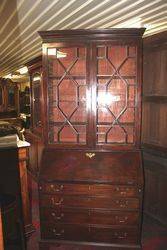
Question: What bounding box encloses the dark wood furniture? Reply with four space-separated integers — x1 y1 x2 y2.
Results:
37 29 145 249
0 78 19 118
142 31 167 225
0 145 34 241
25 56 44 179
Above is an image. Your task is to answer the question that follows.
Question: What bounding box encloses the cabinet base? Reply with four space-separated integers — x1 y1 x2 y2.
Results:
39 239 141 250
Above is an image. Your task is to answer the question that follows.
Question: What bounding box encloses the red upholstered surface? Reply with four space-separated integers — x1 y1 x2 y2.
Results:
27 180 167 250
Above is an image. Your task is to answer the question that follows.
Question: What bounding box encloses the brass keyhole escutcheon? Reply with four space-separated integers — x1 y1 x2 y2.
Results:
86 153 95 159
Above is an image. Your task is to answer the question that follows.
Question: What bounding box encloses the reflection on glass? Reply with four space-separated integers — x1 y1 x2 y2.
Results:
48 48 67 58
97 92 120 106
96 45 136 145
8 87 15 106
32 73 41 127
33 75 41 81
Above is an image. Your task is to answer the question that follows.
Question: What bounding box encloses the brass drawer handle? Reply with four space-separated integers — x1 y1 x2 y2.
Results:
86 153 95 159
114 232 127 239
52 228 64 236
116 200 129 208
115 216 128 223
51 198 64 205
120 191 127 195
50 184 64 192
51 212 64 220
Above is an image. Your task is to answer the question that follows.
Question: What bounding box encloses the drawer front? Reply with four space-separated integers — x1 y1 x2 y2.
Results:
40 195 139 210
40 208 139 226
41 223 138 244
41 222 89 241
39 183 138 197
90 226 138 244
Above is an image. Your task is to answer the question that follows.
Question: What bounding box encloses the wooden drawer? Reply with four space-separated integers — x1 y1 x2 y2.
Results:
40 207 139 226
41 223 138 244
39 182 138 197
40 195 139 210
90 226 138 244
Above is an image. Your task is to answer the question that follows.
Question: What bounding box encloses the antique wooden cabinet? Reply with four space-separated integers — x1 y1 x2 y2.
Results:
38 29 145 249
25 56 44 178
0 78 19 118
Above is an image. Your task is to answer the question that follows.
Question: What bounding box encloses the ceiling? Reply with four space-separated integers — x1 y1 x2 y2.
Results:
0 0 167 78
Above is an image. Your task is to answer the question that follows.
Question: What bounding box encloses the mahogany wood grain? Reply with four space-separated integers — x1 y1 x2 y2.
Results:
40 222 139 244
40 208 139 226
39 150 141 185
39 183 138 197
40 195 139 210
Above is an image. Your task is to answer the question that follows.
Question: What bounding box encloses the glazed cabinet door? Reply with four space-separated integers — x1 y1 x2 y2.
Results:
45 44 91 147
43 41 141 149
93 44 139 149
31 68 43 136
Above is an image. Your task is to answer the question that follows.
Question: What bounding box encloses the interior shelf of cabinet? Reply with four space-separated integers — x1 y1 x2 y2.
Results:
143 95 167 102
49 121 88 125
49 75 86 79
97 75 136 79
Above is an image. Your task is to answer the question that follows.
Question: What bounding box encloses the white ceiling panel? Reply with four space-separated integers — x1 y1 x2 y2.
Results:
0 0 166 77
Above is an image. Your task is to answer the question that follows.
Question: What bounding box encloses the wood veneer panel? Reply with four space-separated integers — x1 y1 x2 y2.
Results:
39 150 141 184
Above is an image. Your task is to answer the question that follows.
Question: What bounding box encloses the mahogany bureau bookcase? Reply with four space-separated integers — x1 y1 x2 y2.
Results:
37 29 145 249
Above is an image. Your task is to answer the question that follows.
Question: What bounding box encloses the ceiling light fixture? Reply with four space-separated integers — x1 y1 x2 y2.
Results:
17 66 28 74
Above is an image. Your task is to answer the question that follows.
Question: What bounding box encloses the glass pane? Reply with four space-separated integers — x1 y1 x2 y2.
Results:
119 108 135 123
98 107 114 123
48 48 86 76
32 73 41 127
50 106 65 122
58 102 77 118
107 125 126 143
107 46 127 68
119 58 136 76
74 125 86 143
70 104 87 122
97 59 114 75
8 86 15 106
60 126 77 143
33 85 41 126
59 79 77 102
47 46 87 144
96 45 137 145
